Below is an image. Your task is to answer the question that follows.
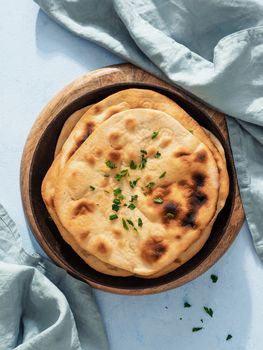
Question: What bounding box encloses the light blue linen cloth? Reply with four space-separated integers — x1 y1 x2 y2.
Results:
0 204 108 350
34 0 263 259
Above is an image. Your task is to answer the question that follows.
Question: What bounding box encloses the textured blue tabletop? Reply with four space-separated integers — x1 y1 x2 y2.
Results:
1 2 263 349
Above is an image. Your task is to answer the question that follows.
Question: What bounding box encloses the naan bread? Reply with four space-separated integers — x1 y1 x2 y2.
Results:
51 112 228 278
55 106 91 157
42 89 229 277
54 109 219 276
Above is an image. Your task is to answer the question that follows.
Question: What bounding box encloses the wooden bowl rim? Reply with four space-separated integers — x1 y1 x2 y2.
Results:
20 64 244 295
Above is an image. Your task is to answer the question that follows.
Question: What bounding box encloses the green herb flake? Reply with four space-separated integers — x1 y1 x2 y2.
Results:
211 274 218 283
104 190 110 194
109 214 118 220
138 218 143 227
130 160 137 170
130 177 141 189
103 174 110 177
184 302 191 308
139 158 147 169
105 160 116 169
180 317 182 321
89 186 95 191
115 169 129 181
152 131 159 139
122 218 129 230
130 195 138 202
112 204 120 212
188 129 194 134
159 171 166 179
155 151 161 158
203 306 213 318
166 212 175 219
146 182 155 190
113 188 122 196
192 327 203 332
128 203 136 210
226 334 232 341
127 219 134 227
140 149 147 155
153 197 163 204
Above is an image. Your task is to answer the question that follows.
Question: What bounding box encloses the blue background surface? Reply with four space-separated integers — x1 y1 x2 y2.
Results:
1 2 263 349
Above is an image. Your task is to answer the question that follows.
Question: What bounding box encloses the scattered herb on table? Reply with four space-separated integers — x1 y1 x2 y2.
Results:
211 274 218 283
192 327 203 332
200 319 203 323
203 306 213 318
184 302 191 308
226 334 232 341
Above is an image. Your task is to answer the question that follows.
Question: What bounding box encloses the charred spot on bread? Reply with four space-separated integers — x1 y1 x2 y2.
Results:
73 201 95 216
108 150 121 162
195 150 207 163
85 154 96 166
79 231 89 240
97 242 108 254
160 137 172 148
141 237 167 264
192 172 206 187
125 117 137 130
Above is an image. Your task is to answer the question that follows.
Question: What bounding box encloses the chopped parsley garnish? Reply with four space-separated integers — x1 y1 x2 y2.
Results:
188 129 193 134
138 218 143 227
115 169 129 181
146 182 155 190
130 160 137 169
128 203 136 210
184 302 191 308
166 213 175 219
89 186 95 191
104 190 110 194
226 334 232 341
130 195 138 202
180 317 182 321
152 131 159 139
139 150 148 169
192 327 203 332
203 306 213 318
200 319 203 323
109 214 118 220
211 274 218 283
112 204 120 212
155 151 161 158
159 171 166 179
127 219 134 227
105 160 116 169
113 188 124 198
122 218 129 230
130 177 141 189
103 174 110 177
154 197 163 204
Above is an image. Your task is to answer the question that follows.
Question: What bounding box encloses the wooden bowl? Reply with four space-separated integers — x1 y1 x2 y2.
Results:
20 64 244 295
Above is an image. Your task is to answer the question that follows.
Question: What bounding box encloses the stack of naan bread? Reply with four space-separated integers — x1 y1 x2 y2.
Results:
42 89 229 278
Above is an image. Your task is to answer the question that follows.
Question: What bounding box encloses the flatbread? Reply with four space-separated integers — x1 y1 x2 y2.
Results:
54 106 91 157
51 112 228 277
42 89 229 277
54 109 219 276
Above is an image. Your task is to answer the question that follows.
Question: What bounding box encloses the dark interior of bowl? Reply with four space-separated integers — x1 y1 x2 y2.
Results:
30 83 235 291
